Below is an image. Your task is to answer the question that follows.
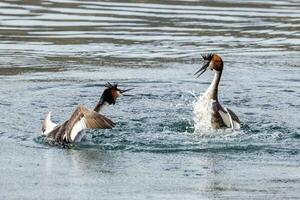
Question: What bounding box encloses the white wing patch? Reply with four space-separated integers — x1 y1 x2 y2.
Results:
218 110 231 128
70 117 87 142
42 111 58 136
220 107 240 130
224 108 234 130
232 119 241 130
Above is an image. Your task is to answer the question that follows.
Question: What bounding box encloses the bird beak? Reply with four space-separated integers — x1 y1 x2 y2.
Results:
119 88 133 96
194 60 209 78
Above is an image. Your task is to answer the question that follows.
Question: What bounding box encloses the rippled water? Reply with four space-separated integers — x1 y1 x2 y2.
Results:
0 0 300 199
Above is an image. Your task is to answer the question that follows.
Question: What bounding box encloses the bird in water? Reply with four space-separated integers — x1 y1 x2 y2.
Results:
41 83 132 144
193 54 240 131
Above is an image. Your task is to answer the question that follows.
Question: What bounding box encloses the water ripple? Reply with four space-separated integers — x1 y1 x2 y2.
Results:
0 0 299 65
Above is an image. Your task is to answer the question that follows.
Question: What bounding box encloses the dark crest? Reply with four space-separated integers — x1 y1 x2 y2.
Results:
201 53 214 61
105 82 119 91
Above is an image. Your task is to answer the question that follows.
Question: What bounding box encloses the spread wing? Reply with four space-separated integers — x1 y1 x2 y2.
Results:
64 106 115 143
218 106 240 130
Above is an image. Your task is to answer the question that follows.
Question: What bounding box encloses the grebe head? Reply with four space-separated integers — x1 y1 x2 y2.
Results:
101 82 132 105
195 53 223 78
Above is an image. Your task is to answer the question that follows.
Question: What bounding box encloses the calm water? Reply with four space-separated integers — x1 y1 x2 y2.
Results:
0 0 300 199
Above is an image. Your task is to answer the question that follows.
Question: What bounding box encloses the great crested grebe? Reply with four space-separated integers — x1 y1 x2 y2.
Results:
193 54 240 131
41 83 131 144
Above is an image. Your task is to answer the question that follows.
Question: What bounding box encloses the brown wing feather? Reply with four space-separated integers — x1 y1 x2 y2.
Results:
64 106 86 142
46 106 115 143
83 111 116 129
46 120 68 144
64 105 115 143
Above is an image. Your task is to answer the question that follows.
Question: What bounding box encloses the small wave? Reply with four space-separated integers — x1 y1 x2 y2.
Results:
58 139 299 156
130 144 268 153
32 114 299 156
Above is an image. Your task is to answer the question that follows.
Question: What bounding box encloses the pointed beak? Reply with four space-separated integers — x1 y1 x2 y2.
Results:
119 88 133 96
194 60 209 78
